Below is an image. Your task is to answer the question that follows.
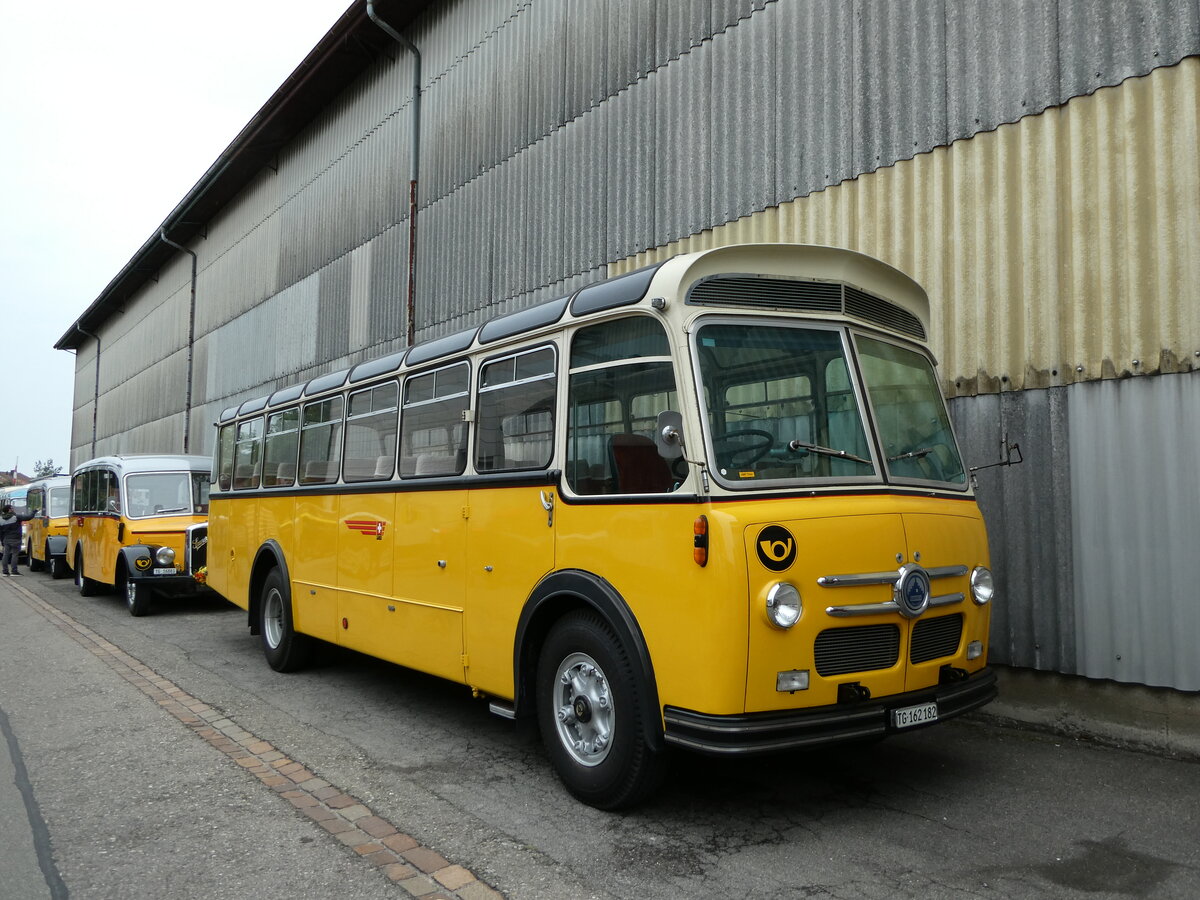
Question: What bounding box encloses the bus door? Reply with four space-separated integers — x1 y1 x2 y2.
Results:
334 381 406 664
383 362 471 682
291 397 343 643
463 346 558 697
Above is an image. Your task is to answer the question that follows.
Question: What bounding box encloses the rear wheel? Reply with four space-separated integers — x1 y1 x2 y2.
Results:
260 568 313 672
536 611 664 809
27 541 42 572
74 548 100 596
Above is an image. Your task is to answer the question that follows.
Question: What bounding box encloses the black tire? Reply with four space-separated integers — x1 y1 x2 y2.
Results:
123 572 151 617
27 541 43 572
536 611 664 809
259 568 313 672
75 548 100 597
48 554 66 580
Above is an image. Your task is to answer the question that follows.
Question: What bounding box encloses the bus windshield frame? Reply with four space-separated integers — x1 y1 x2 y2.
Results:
691 317 967 491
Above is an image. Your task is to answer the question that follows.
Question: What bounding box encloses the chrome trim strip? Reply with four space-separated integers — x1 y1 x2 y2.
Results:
817 571 899 587
825 600 901 617
928 592 964 607
926 565 968 580
819 564 967 588
825 593 962 617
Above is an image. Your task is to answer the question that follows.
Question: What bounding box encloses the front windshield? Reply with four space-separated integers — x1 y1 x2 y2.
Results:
856 335 966 485
125 472 211 518
48 487 71 518
696 322 876 486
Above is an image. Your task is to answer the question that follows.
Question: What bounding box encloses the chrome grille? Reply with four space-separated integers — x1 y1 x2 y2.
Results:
686 276 926 340
814 624 900 676
910 614 963 664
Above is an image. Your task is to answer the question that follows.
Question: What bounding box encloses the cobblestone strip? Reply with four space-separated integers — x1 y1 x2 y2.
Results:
12 583 504 900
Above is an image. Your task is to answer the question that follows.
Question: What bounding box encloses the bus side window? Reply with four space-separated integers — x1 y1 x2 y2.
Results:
263 408 300 487
566 317 678 495
400 362 469 478
234 418 264 490
217 423 235 491
299 397 345 485
104 470 120 513
476 347 556 472
344 382 398 481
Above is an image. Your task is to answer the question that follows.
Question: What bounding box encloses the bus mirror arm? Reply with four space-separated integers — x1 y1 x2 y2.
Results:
968 432 1023 487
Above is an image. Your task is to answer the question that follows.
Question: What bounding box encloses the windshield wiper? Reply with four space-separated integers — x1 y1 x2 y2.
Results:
787 440 872 466
888 447 935 462
154 506 190 514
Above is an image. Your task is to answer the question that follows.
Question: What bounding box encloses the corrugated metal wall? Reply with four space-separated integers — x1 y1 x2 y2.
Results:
67 0 1200 690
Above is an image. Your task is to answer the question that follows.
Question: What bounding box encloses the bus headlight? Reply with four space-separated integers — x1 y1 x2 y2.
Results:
766 582 802 629
155 547 176 567
970 567 994 605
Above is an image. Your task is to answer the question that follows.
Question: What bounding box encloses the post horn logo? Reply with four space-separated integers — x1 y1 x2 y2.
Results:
134 557 152 570
756 525 796 571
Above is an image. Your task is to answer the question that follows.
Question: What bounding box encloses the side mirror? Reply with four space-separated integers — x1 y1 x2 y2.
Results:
654 410 685 461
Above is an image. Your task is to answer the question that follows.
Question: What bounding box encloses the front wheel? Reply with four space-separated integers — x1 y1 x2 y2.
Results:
48 553 66 580
259 568 313 672
536 611 664 809
124 576 151 617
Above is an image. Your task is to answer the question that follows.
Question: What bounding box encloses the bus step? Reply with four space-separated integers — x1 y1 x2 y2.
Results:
487 700 517 720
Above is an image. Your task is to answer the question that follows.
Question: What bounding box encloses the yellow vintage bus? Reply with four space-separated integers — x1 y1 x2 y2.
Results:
25 476 72 578
208 243 997 808
67 455 212 616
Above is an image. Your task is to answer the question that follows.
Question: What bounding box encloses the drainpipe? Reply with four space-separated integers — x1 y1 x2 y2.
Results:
366 0 421 346
75 324 101 457
159 228 198 454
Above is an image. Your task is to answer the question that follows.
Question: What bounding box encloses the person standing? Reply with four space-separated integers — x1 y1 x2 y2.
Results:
0 504 34 576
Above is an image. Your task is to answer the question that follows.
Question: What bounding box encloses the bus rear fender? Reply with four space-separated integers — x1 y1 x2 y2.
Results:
513 569 664 750
249 541 291 634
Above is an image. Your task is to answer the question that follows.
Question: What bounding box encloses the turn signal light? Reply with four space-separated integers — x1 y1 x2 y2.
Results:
693 515 708 567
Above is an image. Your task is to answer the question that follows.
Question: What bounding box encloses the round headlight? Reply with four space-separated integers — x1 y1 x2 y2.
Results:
970 566 994 605
766 582 802 629
155 546 176 567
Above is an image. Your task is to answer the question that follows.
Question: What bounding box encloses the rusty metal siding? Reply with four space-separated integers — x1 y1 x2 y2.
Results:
949 389 1078 675
617 59 1200 397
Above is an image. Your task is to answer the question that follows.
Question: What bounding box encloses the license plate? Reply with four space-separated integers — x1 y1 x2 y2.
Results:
152 567 178 575
891 701 938 729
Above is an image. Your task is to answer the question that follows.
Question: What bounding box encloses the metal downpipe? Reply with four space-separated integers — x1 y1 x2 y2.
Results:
366 0 421 346
159 228 198 454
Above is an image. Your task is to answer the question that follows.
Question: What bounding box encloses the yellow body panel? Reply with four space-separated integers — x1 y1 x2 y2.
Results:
68 513 201 587
28 516 69 563
212 487 989 718
463 485 557 696
555 501 751 716
737 495 990 713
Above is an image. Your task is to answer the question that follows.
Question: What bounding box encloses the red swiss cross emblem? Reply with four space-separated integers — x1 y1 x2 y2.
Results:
345 520 386 540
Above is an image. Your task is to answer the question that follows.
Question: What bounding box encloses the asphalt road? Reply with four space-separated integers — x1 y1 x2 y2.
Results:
2 572 1198 899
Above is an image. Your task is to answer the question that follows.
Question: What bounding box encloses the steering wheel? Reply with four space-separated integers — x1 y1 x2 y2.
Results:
712 429 774 467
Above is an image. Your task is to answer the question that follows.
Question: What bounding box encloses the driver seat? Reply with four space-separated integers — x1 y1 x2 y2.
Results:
608 434 674 494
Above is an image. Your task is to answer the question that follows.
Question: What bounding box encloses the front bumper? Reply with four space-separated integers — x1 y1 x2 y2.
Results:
128 574 210 598
663 667 997 755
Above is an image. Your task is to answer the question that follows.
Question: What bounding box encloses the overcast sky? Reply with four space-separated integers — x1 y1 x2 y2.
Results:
0 1 350 477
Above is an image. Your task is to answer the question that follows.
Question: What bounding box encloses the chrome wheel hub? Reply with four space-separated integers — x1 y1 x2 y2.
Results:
553 652 613 766
263 588 284 649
